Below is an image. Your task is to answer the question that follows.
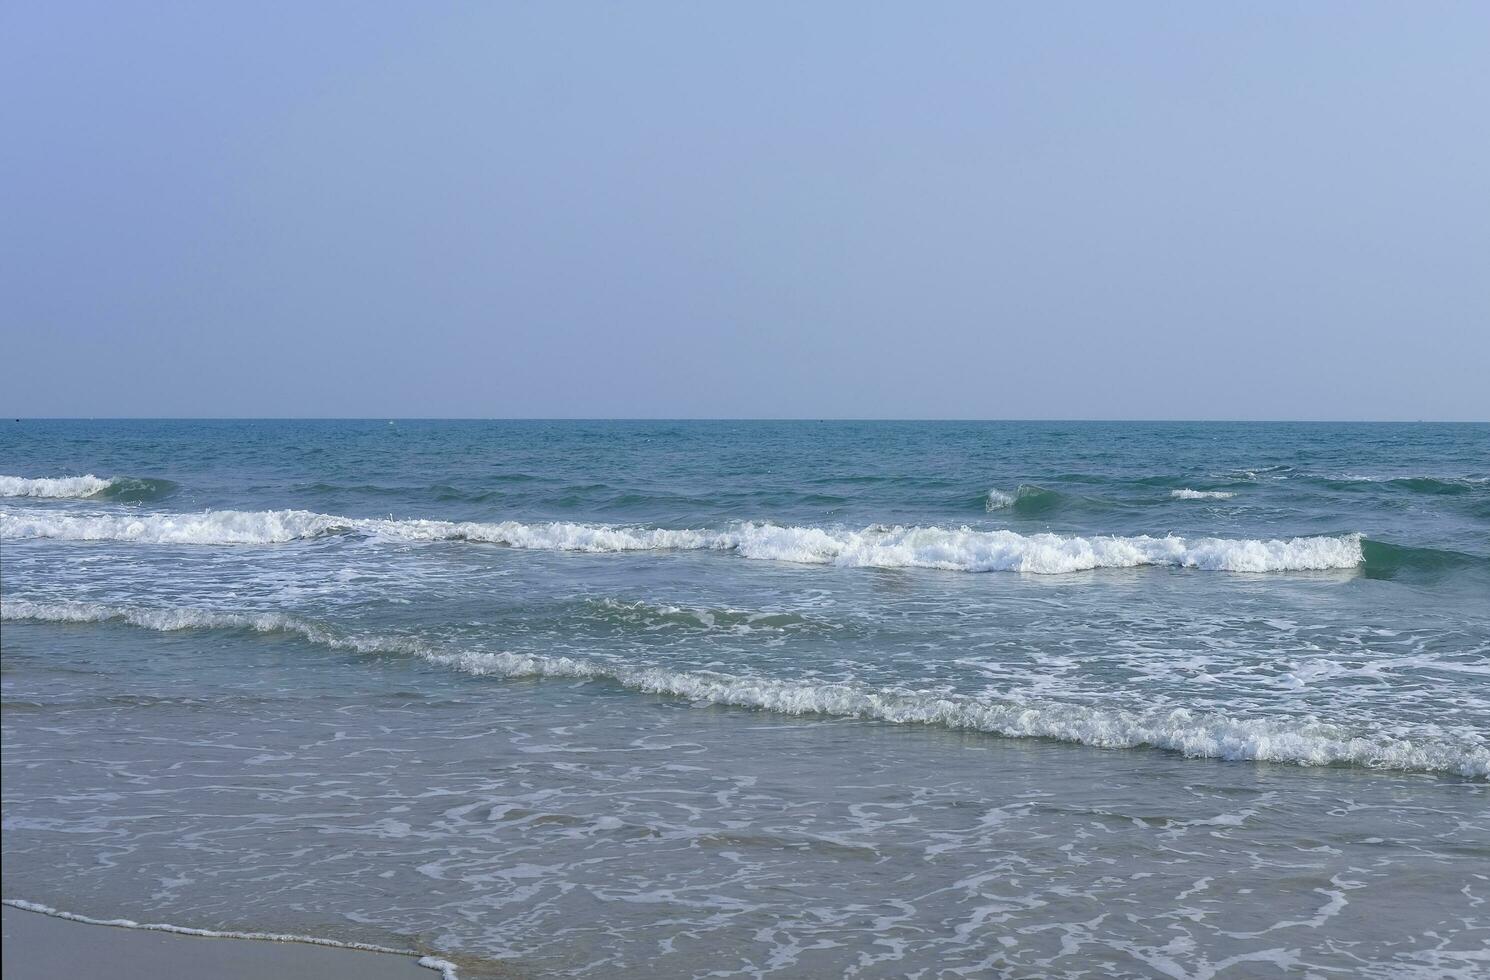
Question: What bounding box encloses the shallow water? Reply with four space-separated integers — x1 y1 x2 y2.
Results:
3 420 1488 977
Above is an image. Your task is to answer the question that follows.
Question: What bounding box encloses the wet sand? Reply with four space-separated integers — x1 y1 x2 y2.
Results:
1 904 438 979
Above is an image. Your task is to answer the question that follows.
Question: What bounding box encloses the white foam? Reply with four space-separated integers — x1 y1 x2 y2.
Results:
1330 473 1489 486
0 600 394 656
0 508 348 545
1172 489 1236 500
0 508 1366 574
985 489 1015 510
7 599 1483 778
1 899 459 979
0 474 116 498
588 597 818 633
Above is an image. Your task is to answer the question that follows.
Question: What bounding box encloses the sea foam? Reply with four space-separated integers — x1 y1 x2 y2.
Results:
1172 489 1236 500
0 508 345 544
0 899 458 980
5 599 1484 778
0 474 117 498
0 508 1365 574
985 488 1016 510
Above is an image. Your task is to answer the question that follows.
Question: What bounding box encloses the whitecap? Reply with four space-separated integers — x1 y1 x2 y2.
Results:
6 599 1483 778
0 474 116 498
0 508 1366 574
985 489 1015 511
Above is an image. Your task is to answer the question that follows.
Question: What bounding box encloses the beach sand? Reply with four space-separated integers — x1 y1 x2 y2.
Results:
1 904 439 979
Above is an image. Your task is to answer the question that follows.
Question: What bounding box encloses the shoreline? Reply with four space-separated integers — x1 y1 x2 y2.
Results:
2 900 457 980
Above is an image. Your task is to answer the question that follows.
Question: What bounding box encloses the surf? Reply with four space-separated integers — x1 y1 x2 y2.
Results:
5 598 1485 778
0 507 1368 573
0 474 177 503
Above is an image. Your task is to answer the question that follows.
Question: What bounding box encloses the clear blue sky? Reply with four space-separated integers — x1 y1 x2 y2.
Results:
2 2 1486 420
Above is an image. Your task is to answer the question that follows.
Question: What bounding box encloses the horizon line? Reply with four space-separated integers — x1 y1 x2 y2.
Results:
4 416 1487 425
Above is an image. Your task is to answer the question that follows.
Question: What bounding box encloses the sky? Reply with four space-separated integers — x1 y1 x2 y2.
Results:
2 2 1487 420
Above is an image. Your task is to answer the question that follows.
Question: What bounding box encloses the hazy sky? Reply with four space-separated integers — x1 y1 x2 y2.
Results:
2 2 1487 419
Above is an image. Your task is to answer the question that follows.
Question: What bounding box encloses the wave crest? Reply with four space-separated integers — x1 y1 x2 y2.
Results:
0 508 1365 573
985 488 1016 511
985 484 1070 515
0 474 176 502
1 475 117 498
5 599 1484 778
0 508 346 545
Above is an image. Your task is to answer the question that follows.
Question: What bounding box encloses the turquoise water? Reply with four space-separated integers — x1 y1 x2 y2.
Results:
2 420 1487 977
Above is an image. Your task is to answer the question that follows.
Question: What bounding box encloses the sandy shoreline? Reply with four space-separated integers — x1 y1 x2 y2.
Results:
2 903 447 979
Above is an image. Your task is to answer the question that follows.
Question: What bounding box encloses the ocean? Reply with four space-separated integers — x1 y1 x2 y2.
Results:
2 419 1487 978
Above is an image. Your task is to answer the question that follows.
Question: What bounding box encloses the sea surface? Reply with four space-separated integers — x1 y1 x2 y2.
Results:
2 419 1487 978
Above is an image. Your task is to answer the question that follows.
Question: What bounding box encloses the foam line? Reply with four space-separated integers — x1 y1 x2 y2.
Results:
0 508 1366 574
1 899 459 979
0 475 116 498
6 599 1484 778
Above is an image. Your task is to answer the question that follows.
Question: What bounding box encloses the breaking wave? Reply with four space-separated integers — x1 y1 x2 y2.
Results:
0 474 176 503
5 598 1485 778
0 507 1367 573
984 484 1076 515
0 474 115 498
0 508 346 545
1172 489 1236 500
984 488 1016 510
